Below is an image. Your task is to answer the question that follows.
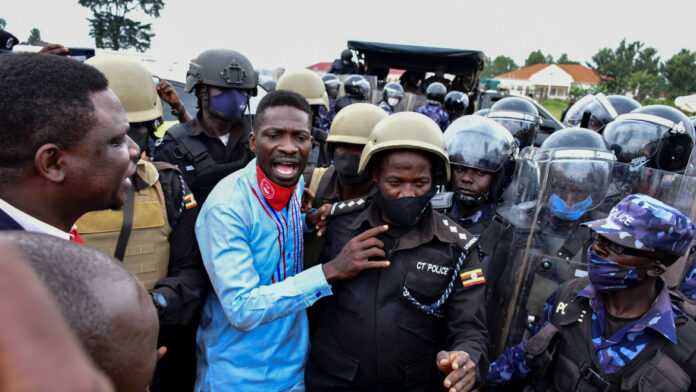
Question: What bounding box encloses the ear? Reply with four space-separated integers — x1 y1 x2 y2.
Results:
249 131 257 154
34 144 66 183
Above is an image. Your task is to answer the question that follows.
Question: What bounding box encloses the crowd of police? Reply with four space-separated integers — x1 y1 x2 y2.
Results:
2 32 696 392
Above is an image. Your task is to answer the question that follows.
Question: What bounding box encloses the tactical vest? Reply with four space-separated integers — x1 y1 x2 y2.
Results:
76 160 171 290
525 278 696 392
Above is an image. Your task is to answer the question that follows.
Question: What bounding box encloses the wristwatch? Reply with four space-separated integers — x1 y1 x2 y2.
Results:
151 291 168 311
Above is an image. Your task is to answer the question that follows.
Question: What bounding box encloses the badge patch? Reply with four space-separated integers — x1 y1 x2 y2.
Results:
460 268 485 288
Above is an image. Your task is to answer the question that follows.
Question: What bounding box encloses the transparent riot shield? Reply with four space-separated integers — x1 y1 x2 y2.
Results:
336 74 379 104
490 149 696 357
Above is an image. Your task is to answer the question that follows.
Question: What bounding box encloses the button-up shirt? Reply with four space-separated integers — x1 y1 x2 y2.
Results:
0 197 70 240
488 280 678 384
194 159 332 391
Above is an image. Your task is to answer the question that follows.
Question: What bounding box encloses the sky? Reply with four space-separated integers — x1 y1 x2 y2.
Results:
3 0 696 79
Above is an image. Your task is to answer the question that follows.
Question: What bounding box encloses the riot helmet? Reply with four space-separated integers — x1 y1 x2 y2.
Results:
607 95 641 115
537 127 615 221
277 69 329 109
564 93 618 131
341 49 353 63
488 97 541 149
359 112 449 184
185 49 258 95
444 115 518 204
382 82 404 108
343 74 371 100
603 105 695 172
444 91 469 120
425 82 447 103
475 108 491 117
322 73 341 100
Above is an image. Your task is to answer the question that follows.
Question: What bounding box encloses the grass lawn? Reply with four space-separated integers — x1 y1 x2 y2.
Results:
541 99 568 120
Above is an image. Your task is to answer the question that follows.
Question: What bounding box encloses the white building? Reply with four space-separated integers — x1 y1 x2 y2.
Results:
495 63 601 100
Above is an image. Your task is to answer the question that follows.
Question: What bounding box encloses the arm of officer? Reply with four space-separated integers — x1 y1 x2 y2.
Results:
196 203 333 332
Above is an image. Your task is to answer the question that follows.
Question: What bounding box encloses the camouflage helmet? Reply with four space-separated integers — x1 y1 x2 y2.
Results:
328 103 387 146
185 49 258 95
86 55 162 123
276 69 329 109
358 112 450 182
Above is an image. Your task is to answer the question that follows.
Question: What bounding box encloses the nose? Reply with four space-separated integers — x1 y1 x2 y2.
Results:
277 134 299 155
459 168 474 184
397 184 417 198
126 135 140 162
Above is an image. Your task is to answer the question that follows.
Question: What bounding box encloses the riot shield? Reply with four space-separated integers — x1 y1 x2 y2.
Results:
490 150 696 357
336 74 379 104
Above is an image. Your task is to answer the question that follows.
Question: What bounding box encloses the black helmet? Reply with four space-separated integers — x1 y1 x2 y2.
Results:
541 127 609 151
564 93 619 131
444 115 518 204
488 96 541 149
607 95 641 115
537 127 615 221
444 91 469 115
382 82 404 103
322 73 341 100
425 82 447 103
603 105 695 172
341 49 353 62
343 74 371 100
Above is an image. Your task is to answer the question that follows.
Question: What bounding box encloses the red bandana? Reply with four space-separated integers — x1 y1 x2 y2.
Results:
256 165 296 211
69 227 85 245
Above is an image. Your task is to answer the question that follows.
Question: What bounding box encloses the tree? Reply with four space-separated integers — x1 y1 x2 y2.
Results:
525 50 547 66
481 55 518 78
0 18 6 29
27 28 42 45
78 0 165 52
662 49 696 98
556 53 579 65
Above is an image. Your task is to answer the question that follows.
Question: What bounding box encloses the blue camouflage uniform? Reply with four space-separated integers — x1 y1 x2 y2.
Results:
416 101 449 131
681 264 696 300
378 100 394 114
488 193 696 386
315 104 334 133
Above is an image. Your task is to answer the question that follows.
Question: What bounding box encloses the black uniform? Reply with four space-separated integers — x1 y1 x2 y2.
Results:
147 163 209 392
328 59 360 75
306 199 489 391
154 116 254 204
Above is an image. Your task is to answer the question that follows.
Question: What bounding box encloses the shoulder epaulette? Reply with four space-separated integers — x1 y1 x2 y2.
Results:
330 197 369 217
436 212 478 251
430 192 454 210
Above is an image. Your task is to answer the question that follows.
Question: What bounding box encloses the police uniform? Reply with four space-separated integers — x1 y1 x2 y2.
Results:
416 102 450 131
154 116 254 203
306 199 489 391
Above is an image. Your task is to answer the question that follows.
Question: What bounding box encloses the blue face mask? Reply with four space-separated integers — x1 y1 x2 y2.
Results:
587 248 643 291
209 88 247 120
549 194 593 221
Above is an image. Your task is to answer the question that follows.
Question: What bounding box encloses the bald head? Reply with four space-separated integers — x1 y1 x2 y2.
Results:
0 232 159 392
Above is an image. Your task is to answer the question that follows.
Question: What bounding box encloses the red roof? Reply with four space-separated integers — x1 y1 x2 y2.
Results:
496 63 600 85
307 62 331 72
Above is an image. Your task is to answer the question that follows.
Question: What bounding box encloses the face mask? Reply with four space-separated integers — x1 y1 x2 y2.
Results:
588 248 644 291
549 194 593 221
209 88 247 120
388 98 400 107
334 155 369 185
374 188 435 227
454 190 487 208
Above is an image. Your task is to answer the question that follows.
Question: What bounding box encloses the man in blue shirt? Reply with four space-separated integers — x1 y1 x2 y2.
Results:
488 194 696 391
194 90 390 391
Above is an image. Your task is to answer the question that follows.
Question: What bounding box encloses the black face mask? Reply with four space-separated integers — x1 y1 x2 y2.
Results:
374 188 435 227
454 190 488 208
334 155 369 186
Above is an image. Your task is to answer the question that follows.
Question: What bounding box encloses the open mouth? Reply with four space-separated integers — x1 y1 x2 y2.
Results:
271 161 300 180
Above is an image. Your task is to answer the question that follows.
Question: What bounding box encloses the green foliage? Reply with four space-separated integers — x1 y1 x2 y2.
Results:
541 99 566 120
525 50 547 66
569 84 592 98
78 0 164 52
27 28 41 45
0 18 6 29
557 53 579 65
481 55 518 78
662 49 696 99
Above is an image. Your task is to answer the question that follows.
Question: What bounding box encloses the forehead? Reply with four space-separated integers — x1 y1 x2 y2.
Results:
90 89 129 135
258 105 310 132
380 150 432 174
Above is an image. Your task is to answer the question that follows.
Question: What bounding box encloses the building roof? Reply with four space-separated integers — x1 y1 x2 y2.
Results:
496 63 600 85
307 62 331 72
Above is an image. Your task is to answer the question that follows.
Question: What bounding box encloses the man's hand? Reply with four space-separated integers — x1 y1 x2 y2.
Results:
39 43 69 56
306 203 331 237
437 351 477 392
322 225 390 282
157 79 184 110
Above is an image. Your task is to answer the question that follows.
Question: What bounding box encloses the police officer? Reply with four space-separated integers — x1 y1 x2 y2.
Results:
304 103 387 267
378 82 404 114
277 69 332 167
306 112 488 392
603 105 695 173
76 56 207 392
322 73 341 102
444 91 470 122
564 93 635 132
329 48 360 75
488 194 696 392
487 127 617 357
416 82 450 131
433 116 517 240
487 96 542 149
154 49 257 203
335 74 371 113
